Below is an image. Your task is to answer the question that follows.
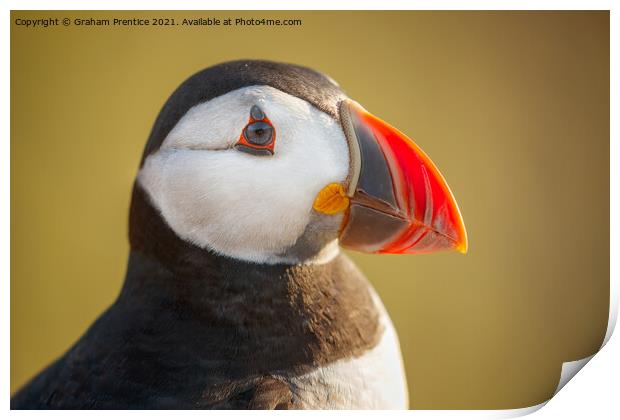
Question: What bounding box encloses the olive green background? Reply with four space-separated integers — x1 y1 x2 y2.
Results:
10 11 610 409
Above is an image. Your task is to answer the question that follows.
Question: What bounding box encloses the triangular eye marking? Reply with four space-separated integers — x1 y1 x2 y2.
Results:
250 105 266 121
235 105 276 156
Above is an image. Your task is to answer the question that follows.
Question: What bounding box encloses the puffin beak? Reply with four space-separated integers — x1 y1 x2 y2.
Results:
336 99 468 255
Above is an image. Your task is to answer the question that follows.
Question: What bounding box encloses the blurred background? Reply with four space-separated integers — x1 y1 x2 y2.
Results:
11 11 609 409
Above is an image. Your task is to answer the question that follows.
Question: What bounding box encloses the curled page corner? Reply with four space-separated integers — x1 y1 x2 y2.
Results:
486 356 595 420
553 355 595 395
551 290 617 397
490 289 616 418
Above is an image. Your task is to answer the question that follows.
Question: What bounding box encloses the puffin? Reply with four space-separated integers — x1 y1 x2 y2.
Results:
11 60 467 410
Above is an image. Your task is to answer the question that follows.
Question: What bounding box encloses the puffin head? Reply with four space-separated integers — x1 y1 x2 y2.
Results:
134 60 467 265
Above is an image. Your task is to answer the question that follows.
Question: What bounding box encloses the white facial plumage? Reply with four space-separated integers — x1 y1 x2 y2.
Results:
138 85 349 264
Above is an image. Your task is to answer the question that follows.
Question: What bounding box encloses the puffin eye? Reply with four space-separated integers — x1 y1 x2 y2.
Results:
244 121 273 146
234 105 276 156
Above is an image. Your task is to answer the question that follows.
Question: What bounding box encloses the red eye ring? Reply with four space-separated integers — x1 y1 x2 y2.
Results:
234 105 276 156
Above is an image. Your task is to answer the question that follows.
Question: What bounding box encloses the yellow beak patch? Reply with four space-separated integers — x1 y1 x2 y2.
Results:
313 183 350 215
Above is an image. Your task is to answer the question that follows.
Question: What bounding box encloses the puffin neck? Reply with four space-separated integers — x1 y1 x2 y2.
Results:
122 184 383 371
125 183 349 307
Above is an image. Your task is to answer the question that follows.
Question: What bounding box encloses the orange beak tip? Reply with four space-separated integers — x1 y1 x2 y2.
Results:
456 238 468 254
